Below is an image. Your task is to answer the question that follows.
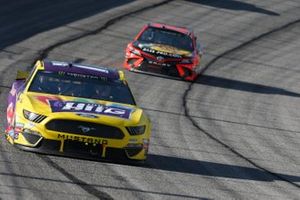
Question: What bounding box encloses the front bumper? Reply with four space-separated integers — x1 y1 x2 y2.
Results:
14 136 148 161
8 123 150 161
124 54 199 81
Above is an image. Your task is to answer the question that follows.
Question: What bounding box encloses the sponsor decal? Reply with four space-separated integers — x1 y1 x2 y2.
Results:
7 128 20 139
148 60 171 67
15 122 25 128
76 113 98 118
49 100 133 119
72 64 109 74
58 71 108 81
129 138 138 143
151 44 192 56
51 61 69 67
8 129 15 138
142 47 182 58
51 61 109 74
46 61 118 79
140 43 192 58
57 134 108 145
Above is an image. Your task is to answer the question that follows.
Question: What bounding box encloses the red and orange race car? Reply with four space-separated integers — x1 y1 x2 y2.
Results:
124 23 204 81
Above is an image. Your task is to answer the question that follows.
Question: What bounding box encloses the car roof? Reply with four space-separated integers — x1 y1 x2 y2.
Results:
40 60 123 80
148 23 192 36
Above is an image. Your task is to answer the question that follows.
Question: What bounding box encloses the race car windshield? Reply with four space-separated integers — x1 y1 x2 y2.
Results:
137 27 194 51
28 70 135 105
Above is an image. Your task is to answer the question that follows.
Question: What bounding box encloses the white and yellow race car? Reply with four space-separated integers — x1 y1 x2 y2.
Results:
5 60 151 161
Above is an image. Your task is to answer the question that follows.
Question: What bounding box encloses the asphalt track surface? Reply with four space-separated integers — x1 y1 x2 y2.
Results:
0 0 300 199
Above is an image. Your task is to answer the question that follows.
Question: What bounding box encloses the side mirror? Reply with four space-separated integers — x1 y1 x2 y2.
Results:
118 70 125 81
16 70 29 80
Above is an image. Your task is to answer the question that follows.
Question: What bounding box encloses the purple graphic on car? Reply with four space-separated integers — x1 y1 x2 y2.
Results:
43 60 120 80
49 100 133 119
6 80 25 128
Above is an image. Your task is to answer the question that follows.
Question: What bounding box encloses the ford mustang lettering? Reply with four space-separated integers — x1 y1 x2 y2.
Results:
5 60 151 162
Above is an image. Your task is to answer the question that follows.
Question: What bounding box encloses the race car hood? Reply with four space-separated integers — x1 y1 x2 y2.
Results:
21 93 143 125
137 42 192 58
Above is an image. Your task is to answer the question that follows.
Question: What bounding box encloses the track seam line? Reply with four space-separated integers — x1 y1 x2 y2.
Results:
32 0 174 63
183 19 300 189
38 155 113 200
0 85 11 89
142 107 300 134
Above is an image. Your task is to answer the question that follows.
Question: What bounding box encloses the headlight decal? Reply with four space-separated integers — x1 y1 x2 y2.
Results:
129 46 141 56
23 110 47 123
126 125 146 135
